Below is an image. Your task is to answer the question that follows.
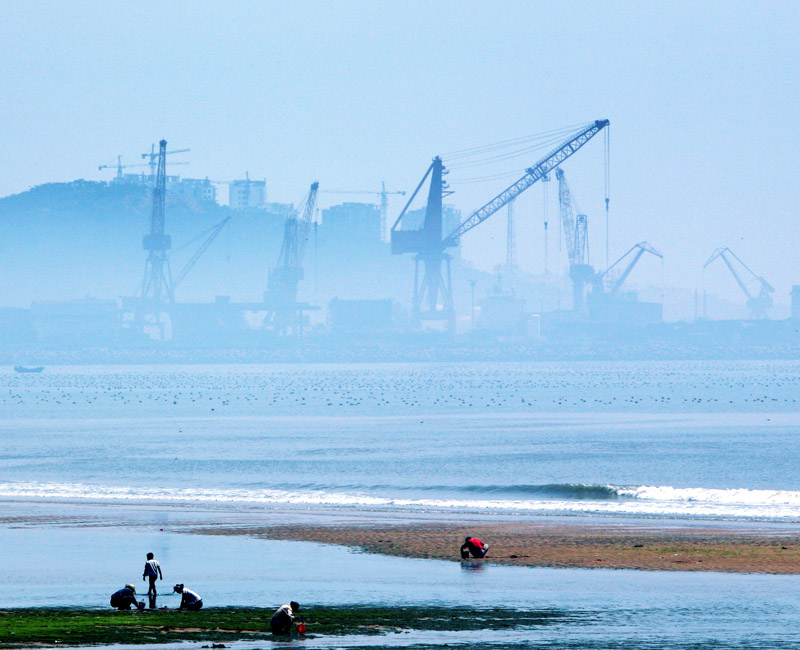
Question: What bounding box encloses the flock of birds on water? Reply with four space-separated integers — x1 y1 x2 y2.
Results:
1 361 798 415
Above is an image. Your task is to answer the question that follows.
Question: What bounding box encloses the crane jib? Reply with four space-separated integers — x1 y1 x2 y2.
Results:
442 119 609 248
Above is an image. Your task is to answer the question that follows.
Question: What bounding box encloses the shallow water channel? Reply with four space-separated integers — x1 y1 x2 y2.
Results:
2 525 799 648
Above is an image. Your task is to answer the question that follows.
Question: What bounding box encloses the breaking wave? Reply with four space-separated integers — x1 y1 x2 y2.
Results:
1 481 799 521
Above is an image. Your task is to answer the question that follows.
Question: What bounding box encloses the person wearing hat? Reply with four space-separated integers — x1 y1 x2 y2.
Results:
110 584 143 610
173 584 203 611
270 601 300 635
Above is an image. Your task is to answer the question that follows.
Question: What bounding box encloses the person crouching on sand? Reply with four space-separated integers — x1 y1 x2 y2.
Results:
110 584 143 610
271 601 300 635
461 536 489 559
173 584 203 610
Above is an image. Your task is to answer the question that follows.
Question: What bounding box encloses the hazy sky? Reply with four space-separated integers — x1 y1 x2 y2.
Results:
2 1 798 303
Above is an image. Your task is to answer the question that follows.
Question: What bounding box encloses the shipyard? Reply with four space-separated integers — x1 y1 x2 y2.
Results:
1 123 797 363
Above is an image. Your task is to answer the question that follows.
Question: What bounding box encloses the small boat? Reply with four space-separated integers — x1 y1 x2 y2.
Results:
14 366 44 373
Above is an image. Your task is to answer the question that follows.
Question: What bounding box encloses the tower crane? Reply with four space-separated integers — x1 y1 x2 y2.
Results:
264 182 319 335
556 168 593 312
142 144 191 181
98 156 150 179
319 183 405 241
595 241 662 296
704 247 774 318
391 119 609 332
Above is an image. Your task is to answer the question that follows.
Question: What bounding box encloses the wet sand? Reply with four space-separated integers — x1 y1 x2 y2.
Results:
194 521 800 574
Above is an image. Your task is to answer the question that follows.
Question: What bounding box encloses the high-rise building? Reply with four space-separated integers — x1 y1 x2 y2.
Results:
168 177 217 203
229 175 266 210
321 202 381 242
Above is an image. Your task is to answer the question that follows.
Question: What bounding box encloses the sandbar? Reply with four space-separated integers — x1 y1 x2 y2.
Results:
192 520 800 574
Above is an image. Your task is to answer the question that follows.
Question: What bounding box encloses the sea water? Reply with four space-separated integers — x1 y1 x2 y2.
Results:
1 361 800 522
2 361 800 648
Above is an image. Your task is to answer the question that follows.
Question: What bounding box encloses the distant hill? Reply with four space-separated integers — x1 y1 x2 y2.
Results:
0 181 425 316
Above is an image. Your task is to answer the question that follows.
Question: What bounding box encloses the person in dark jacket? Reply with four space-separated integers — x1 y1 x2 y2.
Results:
270 601 300 634
110 584 142 610
460 536 489 558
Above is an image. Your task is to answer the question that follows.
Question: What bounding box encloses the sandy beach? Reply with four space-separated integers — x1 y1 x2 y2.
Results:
194 520 800 574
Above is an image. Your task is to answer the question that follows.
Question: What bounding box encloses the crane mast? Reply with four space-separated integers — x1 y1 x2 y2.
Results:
556 168 593 312
136 139 175 339
265 182 319 334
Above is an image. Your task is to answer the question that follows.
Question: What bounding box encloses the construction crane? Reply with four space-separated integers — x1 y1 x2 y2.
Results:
320 183 405 241
556 168 593 313
98 156 150 179
595 241 662 296
137 139 174 339
391 119 609 331
264 182 319 335
704 247 774 318
172 217 231 290
142 144 191 182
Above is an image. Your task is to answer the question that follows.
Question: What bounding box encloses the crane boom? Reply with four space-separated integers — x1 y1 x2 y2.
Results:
442 119 609 247
556 168 577 265
704 247 774 304
601 241 662 295
295 182 319 268
172 217 231 289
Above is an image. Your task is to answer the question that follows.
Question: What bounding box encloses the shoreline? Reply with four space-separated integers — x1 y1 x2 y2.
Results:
0 605 550 647
190 520 800 574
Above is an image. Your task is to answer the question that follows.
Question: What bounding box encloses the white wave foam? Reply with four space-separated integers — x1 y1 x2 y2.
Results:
617 485 800 507
1 481 799 521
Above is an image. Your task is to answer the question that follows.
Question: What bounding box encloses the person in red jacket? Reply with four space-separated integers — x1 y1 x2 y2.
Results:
460 536 489 559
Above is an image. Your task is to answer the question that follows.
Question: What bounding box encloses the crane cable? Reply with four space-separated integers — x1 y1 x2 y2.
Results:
604 125 611 270
442 122 589 160
444 130 583 171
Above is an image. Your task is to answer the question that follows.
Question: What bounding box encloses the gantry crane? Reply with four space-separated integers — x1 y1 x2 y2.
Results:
556 168 593 313
594 241 663 296
319 183 405 241
704 247 774 318
264 182 319 335
391 120 609 331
